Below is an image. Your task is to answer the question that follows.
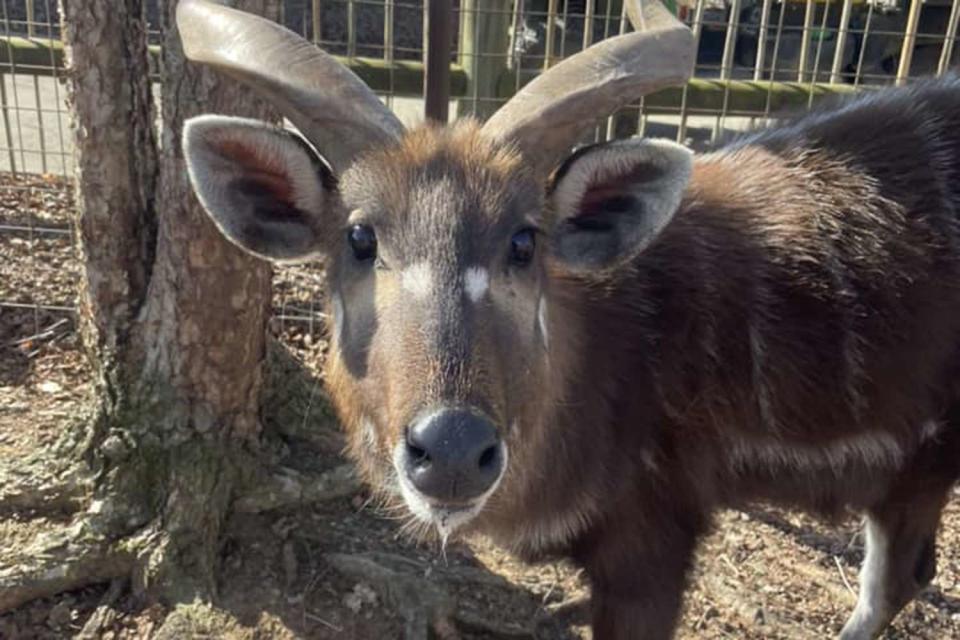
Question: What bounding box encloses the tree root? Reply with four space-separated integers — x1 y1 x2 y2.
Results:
77 577 127 639
0 449 359 616
232 463 359 514
0 460 90 516
0 522 135 613
326 551 576 640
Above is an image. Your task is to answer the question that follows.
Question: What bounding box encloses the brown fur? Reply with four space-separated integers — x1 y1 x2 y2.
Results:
322 81 960 638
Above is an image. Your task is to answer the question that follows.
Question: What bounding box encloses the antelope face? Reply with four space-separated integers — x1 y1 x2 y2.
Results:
183 118 692 538
327 125 547 536
176 0 694 538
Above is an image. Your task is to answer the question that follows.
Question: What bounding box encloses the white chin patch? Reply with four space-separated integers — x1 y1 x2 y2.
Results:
391 444 507 541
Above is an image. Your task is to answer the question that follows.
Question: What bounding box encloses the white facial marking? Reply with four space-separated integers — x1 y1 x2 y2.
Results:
401 262 434 299
360 415 377 449
537 296 549 349
331 293 344 347
840 516 892 639
464 267 490 303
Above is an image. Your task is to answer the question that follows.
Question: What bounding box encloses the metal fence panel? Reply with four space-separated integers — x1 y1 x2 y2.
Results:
0 0 958 345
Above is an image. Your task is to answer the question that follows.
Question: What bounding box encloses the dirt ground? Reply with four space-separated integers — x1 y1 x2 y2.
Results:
2 172 960 639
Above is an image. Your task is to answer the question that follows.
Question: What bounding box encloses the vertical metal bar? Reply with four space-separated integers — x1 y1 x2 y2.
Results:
634 2 650 140
719 0 741 81
457 0 510 119
677 0 706 145
854 0 876 87
469 0 482 114
830 0 854 84
0 78 17 174
605 0 629 141
558 0 570 59
507 0 522 71
506 0 523 73
543 0 558 69
44 0 67 174
33 75 45 173
762 0 788 118
797 0 815 82
25 0 34 37
753 0 773 81
425 0 452 122
582 0 596 49
384 0 395 110
347 0 357 57
938 0 960 76
384 0 395 61
896 0 923 85
807 0 831 107
713 0 741 142
312 0 321 43
1 0 26 173
0 0 13 173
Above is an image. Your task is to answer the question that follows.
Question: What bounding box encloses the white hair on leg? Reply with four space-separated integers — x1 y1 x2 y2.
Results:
839 516 892 640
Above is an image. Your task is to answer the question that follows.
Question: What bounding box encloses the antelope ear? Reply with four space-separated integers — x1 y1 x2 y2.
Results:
182 114 338 263
548 138 692 273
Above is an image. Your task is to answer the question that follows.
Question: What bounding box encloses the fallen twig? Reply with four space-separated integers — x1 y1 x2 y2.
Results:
305 611 343 632
8 318 70 347
834 555 857 598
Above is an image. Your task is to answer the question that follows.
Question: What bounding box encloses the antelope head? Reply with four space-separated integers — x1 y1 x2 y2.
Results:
178 0 694 539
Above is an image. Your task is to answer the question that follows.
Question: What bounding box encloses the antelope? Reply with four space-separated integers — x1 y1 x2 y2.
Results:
176 0 960 637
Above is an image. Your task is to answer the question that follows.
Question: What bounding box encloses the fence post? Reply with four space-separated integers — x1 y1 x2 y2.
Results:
939 0 960 76
425 0 452 122
896 0 923 85
797 0 815 82
830 0 854 84
0 77 17 174
26 0 35 38
457 0 511 120
311 0 322 42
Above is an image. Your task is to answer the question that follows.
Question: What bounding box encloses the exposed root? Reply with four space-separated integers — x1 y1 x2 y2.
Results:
0 522 135 613
326 552 454 640
326 551 574 640
544 595 591 626
0 459 90 516
232 463 359 514
77 577 127 639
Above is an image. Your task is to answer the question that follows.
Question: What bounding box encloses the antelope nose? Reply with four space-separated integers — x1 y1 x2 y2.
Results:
403 410 504 502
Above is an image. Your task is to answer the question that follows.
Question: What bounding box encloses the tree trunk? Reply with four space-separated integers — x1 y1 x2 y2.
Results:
110 0 277 600
0 0 278 611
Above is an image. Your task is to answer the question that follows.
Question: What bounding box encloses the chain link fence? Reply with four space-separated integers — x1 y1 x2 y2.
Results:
0 0 957 347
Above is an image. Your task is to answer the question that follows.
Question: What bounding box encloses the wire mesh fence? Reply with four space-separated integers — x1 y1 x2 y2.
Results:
0 0 957 348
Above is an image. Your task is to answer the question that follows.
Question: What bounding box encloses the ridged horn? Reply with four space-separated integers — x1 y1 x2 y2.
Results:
481 0 694 177
176 0 405 172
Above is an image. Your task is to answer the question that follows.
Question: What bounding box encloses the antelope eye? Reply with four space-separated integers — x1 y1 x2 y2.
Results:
347 224 377 262
509 229 536 266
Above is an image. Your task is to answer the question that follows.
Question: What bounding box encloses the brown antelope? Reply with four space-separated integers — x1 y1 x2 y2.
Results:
177 0 960 637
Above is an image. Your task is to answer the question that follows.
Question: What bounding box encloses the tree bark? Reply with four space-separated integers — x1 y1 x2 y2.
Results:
9 0 279 608
59 0 156 365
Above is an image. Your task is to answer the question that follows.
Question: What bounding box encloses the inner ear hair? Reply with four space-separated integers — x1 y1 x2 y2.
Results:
550 138 693 224
183 114 341 263
284 129 339 192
